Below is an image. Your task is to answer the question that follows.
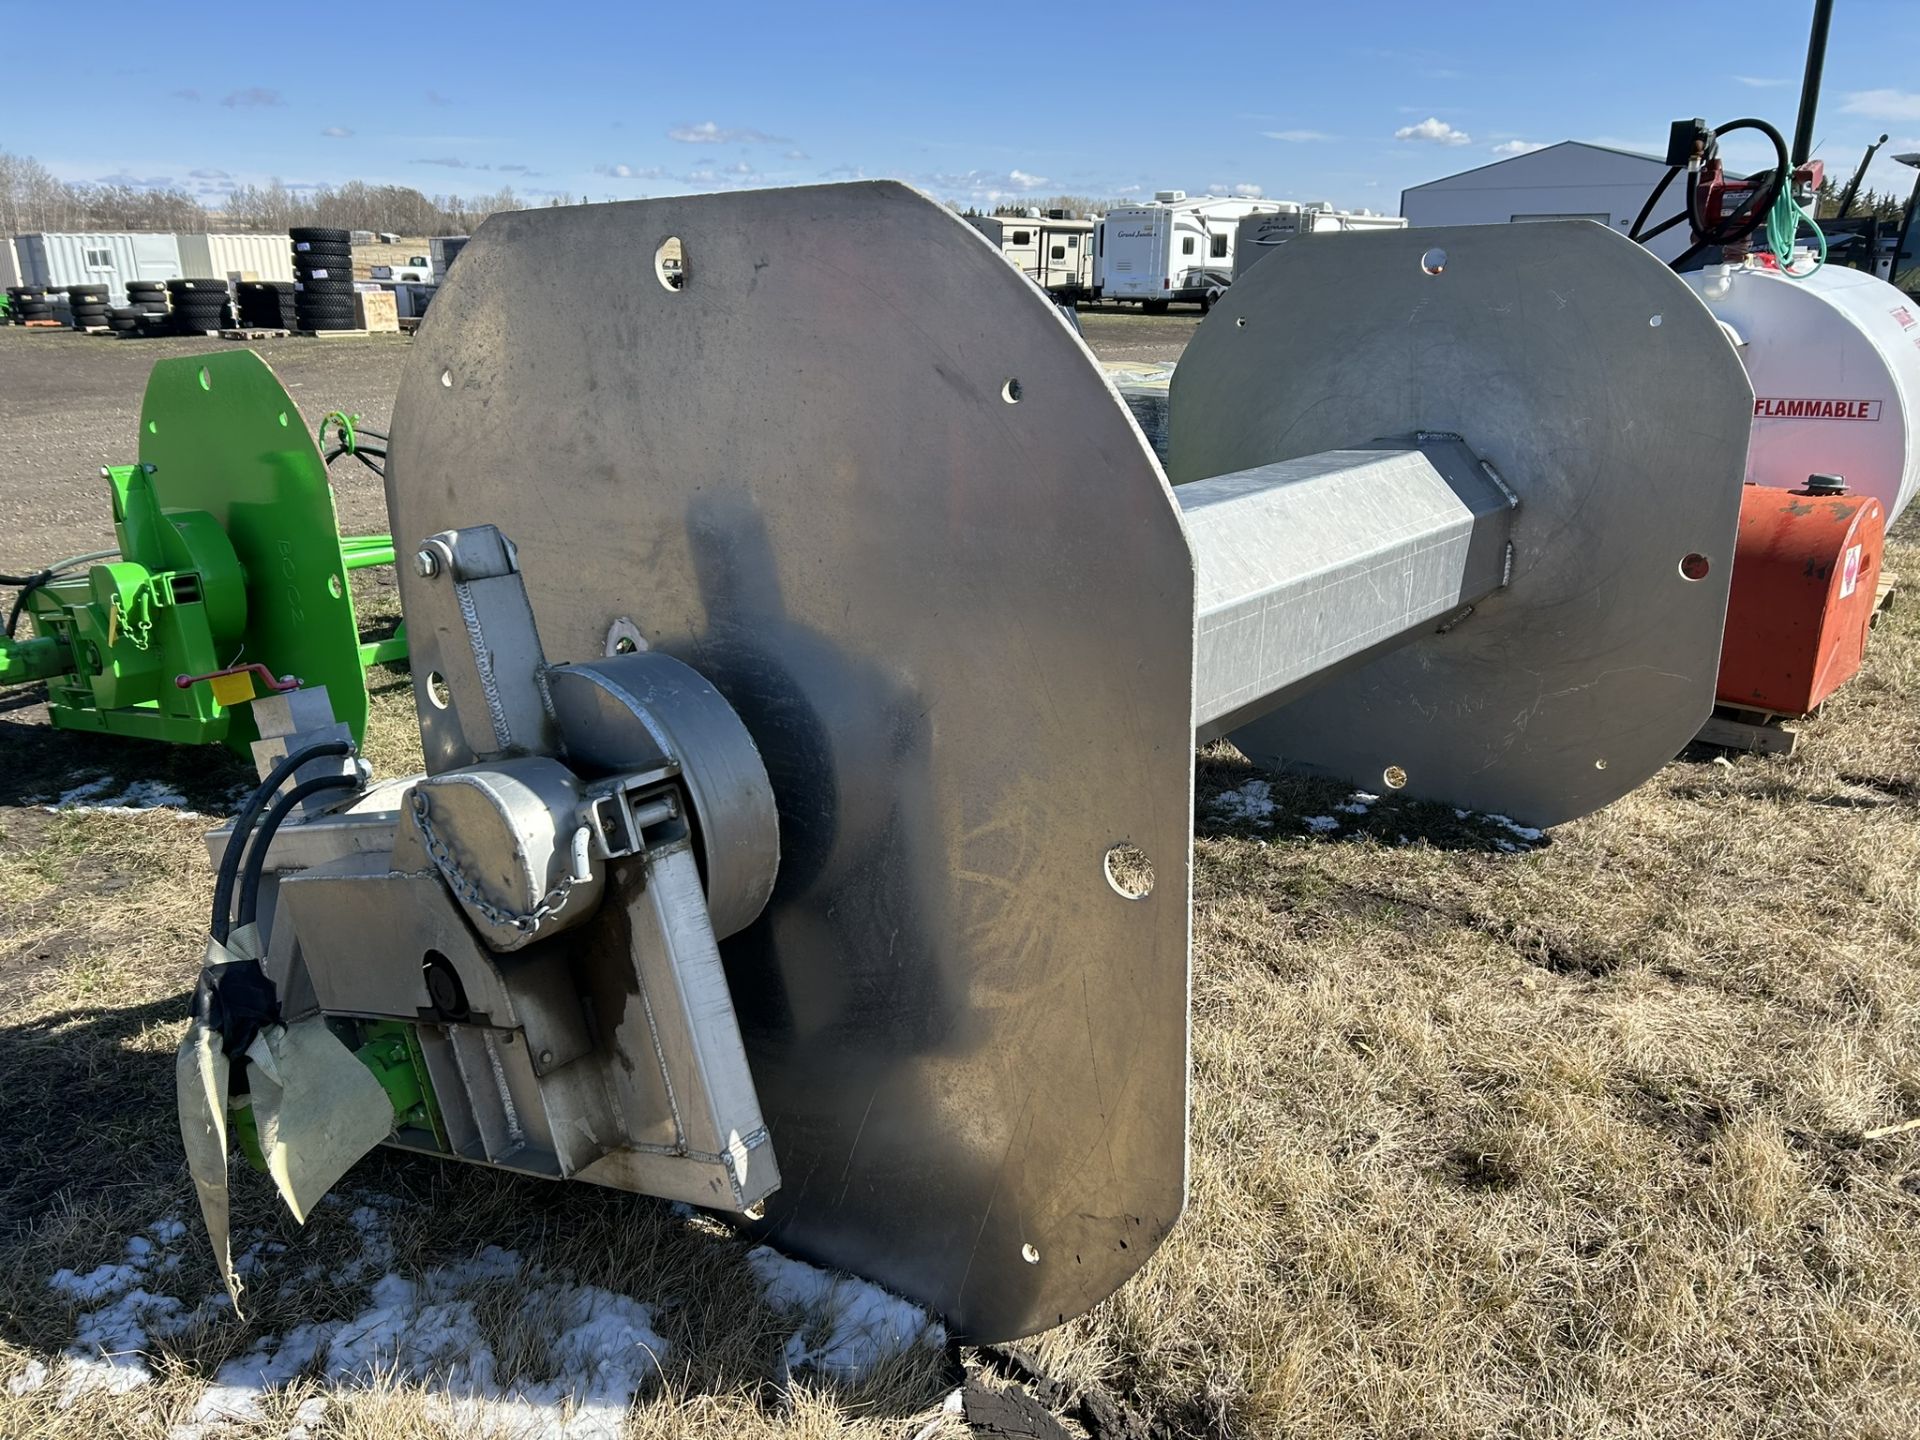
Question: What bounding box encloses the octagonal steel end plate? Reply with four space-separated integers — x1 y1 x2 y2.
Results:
388 182 1195 1340
1170 222 1754 827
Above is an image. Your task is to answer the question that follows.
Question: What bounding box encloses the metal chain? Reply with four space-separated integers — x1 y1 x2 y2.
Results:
409 792 577 937
111 589 155 652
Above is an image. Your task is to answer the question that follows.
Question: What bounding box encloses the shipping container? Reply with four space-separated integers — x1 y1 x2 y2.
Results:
177 233 295 284
15 232 184 306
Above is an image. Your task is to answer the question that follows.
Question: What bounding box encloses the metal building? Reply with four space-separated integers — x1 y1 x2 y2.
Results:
1400 142 1693 261
14 232 185 305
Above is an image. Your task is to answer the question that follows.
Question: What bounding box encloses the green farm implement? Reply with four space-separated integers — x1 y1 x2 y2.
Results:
0 350 405 750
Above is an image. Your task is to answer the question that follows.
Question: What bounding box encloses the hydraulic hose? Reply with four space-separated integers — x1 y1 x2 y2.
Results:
3 548 121 638
235 773 363 934
212 739 355 943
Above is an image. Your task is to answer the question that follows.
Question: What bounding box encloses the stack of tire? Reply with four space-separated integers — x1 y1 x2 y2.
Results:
168 278 233 335
237 280 296 330
108 280 169 338
67 284 111 331
125 284 170 337
291 227 356 332
6 286 52 324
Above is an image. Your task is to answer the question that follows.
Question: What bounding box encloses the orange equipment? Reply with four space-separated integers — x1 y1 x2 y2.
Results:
1715 476 1885 716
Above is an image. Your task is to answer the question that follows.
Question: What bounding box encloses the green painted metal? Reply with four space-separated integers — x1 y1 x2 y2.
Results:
340 537 397 570
358 632 410 668
230 1018 447 1177
5 350 410 751
358 1020 447 1149
0 634 65 683
27 465 243 746
137 351 375 750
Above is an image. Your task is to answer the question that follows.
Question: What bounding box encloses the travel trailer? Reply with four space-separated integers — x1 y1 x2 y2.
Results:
966 211 1096 301
1230 203 1408 281
1094 192 1276 310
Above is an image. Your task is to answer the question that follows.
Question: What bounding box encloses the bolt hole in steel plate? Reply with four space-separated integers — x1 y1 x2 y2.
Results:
1169 222 1754 826
387 182 1195 1341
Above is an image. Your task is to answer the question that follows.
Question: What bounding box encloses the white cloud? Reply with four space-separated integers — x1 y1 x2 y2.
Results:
911 168 1052 206
668 120 787 145
1733 75 1790 88
1262 129 1333 142
321 126 353 139
597 163 666 180
1207 183 1265 198
1844 89 1920 122
1491 139 1546 156
1396 117 1472 146
783 149 809 161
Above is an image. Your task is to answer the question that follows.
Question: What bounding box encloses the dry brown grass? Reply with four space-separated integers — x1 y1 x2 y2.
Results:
2 522 1918 1438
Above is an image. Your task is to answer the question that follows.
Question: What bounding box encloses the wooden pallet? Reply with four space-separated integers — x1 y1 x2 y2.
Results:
1695 704 1805 756
218 327 289 340
23 318 63 328
1872 572 1899 629
294 328 370 340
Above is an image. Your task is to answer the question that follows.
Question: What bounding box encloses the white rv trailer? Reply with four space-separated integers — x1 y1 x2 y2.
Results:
966 212 1097 300
1093 192 1277 310
1230 203 1409 282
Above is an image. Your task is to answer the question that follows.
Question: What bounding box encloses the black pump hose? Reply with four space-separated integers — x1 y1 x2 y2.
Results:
234 773 364 936
211 740 355 944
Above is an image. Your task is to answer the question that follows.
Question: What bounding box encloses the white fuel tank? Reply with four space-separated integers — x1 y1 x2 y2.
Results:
1687 263 1920 522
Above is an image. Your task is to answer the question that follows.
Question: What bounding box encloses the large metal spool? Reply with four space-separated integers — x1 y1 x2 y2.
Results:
389 185 1751 1338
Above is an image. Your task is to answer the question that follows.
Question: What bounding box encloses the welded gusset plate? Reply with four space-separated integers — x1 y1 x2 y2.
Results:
138 350 369 749
387 182 1196 1340
1170 223 1753 826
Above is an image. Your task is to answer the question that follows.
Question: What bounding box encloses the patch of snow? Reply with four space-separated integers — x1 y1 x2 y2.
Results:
1303 815 1340 834
748 1245 944 1383
185 1216 667 1440
285 1397 328 1440
49 1261 149 1302
1334 791 1380 816
1209 779 1276 826
1485 813 1545 844
7 1358 50 1396
45 776 207 818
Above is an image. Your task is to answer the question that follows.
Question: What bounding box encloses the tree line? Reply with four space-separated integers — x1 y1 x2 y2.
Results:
0 150 528 237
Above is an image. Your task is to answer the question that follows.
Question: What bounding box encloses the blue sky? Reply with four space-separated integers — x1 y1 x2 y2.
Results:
6 0 1920 214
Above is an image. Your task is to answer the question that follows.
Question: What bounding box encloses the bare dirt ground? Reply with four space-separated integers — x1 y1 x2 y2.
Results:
2 318 1918 1439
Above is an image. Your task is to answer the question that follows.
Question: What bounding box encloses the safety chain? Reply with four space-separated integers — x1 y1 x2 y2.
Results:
111 588 155 651
409 791 578 937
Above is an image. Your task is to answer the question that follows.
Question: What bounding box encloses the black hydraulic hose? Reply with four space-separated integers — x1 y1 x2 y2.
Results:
3 548 120 638
1630 117 1791 273
211 740 354 943
2 571 53 639
1627 165 1683 242
234 773 363 934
